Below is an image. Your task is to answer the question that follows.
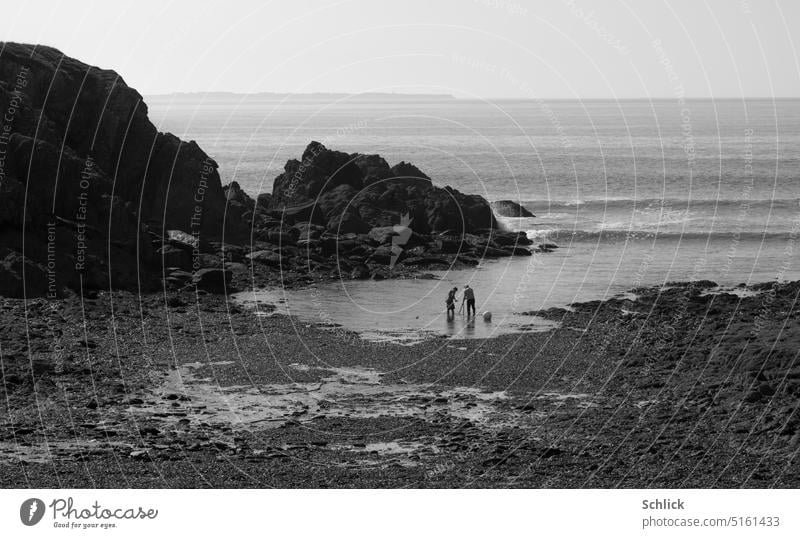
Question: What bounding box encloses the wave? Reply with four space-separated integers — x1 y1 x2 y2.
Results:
525 228 795 243
518 197 800 212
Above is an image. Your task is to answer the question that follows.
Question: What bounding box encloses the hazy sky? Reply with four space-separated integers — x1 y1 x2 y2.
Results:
2 0 798 98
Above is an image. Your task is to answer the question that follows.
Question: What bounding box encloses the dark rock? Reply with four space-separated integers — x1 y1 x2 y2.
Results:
326 209 371 235
491 200 535 218
223 181 255 213
491 230 533 247
390 161 431 182
269 141 363 210
166 296 186 308
402 256 450 267
267 141 497 236
433 236 463 254
246 251 282 267
353 153 392 186
256 192 272 208
368 226 398 245
192 268 232 293
483 246 513 257
267 200 326 226
267 230 297 245
367 245 395 265
0 250 50 298
350 264 371 279
214 243 245 263
0 43 248 296
293 222 325 242
156 245 193 271
456 254 481 265
541 446 563 458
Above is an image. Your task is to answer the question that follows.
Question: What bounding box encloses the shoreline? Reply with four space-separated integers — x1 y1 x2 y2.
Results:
1 277 797 487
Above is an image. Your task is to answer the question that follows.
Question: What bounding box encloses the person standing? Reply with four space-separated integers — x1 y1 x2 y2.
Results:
445 287 458 320
462 285 476 318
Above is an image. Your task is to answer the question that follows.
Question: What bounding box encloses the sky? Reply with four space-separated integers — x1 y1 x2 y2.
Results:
1 0 799 99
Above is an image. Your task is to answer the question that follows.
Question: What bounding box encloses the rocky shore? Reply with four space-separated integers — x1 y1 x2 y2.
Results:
0 43 540 300
1 43 797 489
1 279 797 487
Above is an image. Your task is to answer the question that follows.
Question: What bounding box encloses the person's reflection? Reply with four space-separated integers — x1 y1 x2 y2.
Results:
444 308 458 336
464 317 476 337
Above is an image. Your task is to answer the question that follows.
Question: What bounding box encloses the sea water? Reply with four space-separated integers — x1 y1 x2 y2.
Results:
150 96 800 340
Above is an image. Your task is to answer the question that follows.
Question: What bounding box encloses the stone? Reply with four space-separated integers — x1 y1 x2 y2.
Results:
192 268 232 293
267 230 297 245
246 251 282 267
350 264 371 279
367 226 398 245
156 245 193 271
491 200 535 218
167 229 199 250
491 230 533 247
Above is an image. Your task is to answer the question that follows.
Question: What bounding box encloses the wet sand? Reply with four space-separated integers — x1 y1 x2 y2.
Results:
1 280 798 487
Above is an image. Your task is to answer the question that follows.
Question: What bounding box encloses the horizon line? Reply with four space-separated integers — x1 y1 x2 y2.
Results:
145 91 800 101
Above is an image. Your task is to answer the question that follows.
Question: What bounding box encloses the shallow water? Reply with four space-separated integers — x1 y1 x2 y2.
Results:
234 232 797 343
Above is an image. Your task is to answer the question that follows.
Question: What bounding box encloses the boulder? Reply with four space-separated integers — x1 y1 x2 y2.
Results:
0 250 50 298
156 245 193 271
267 199 326 225
368 226 397 245
326 210 371 235
292 222 326 242
491 200 535 218
350 264 371 280
213 243 245 263
246 250 282 267
368 245 395 265
267 230 297 245
490 230 533 247
192 268 232 293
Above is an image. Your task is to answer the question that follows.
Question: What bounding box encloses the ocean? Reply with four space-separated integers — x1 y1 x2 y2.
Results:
149 96 800 341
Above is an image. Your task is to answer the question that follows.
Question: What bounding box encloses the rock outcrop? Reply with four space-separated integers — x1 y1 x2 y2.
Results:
268 141 497 235
0 42 246 296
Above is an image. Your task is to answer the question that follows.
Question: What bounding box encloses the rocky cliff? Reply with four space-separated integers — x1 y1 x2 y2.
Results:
0 43 245 296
